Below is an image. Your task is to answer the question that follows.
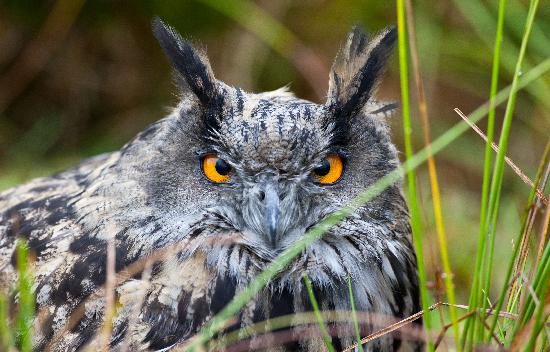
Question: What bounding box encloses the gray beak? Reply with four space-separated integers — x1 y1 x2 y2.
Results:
262 179 280 247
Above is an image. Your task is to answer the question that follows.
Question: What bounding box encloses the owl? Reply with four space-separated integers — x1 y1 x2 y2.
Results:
0 18 420 351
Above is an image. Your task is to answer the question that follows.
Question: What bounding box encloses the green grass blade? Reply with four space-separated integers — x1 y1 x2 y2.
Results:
15 239 34 352
397 0 433 349
303 275 335 352
347 275 364 352
185 58 550 350
462 0 507 347
480 0 540 345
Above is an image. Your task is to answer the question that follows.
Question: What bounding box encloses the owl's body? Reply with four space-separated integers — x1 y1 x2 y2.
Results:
0 20 420 351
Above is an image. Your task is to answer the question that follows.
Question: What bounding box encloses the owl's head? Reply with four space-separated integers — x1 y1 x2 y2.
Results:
125 19 403 267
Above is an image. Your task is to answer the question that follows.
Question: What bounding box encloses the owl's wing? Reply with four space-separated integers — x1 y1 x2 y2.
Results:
1 153 113 270
0 152 119 349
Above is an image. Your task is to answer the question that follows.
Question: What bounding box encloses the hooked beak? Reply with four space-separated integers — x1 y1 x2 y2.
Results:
263 179 280 247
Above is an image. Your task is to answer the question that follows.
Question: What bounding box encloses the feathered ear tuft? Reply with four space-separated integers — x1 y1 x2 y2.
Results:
326 26 396 117
152 17 218 106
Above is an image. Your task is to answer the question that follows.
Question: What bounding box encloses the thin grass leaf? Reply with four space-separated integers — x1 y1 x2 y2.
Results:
404 0 460 348
347 275 364 352
303 275 335 352
396 0 434 349
209 309 419 350
535 194 550 268
462 1 507 345
183 59 550 351
100 235 117 352
15 239 34 352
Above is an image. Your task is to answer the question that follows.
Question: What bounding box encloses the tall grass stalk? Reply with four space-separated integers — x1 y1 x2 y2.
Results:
479 0 540 345
303 275 335 352
100 237 117 352
184 59 550 351
404 0 459 347
397 0 433 349
15 239 34 352
463 0 507 347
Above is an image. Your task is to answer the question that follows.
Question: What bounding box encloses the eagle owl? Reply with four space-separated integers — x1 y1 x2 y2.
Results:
0 19 420 351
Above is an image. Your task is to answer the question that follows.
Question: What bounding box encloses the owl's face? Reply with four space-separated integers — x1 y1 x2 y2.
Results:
130 20 402 266
67 20 417 350
204 93 332 254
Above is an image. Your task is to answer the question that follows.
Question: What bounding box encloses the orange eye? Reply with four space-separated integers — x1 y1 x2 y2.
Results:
202 154 232 183
312 154 344 184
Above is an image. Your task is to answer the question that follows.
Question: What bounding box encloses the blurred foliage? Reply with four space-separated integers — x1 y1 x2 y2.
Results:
0 0 549 305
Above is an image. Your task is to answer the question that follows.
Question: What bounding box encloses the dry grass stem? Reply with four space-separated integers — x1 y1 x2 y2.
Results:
404 1 460 347
342 302 442 352
480 318 504 346
454 108 548 205
535 194 550 266
434 311 476 349
120 260 153 352
510 145 550 312
208 311 426 352
520 273 540 307
100 235 117 351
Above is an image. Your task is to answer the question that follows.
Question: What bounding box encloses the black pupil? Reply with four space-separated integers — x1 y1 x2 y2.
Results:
314 159 331 176
215 158 232 175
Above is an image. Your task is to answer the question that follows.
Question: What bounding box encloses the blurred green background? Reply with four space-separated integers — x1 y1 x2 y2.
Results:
0 0 549 305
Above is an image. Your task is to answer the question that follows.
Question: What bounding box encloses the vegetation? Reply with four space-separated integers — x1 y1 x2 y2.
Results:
1 0 549 350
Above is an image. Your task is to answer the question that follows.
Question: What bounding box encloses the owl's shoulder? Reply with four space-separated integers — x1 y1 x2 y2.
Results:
0 152 115 270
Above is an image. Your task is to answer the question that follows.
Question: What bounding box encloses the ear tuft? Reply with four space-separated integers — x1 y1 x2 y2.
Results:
152 17 218 105
326 26 397 117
